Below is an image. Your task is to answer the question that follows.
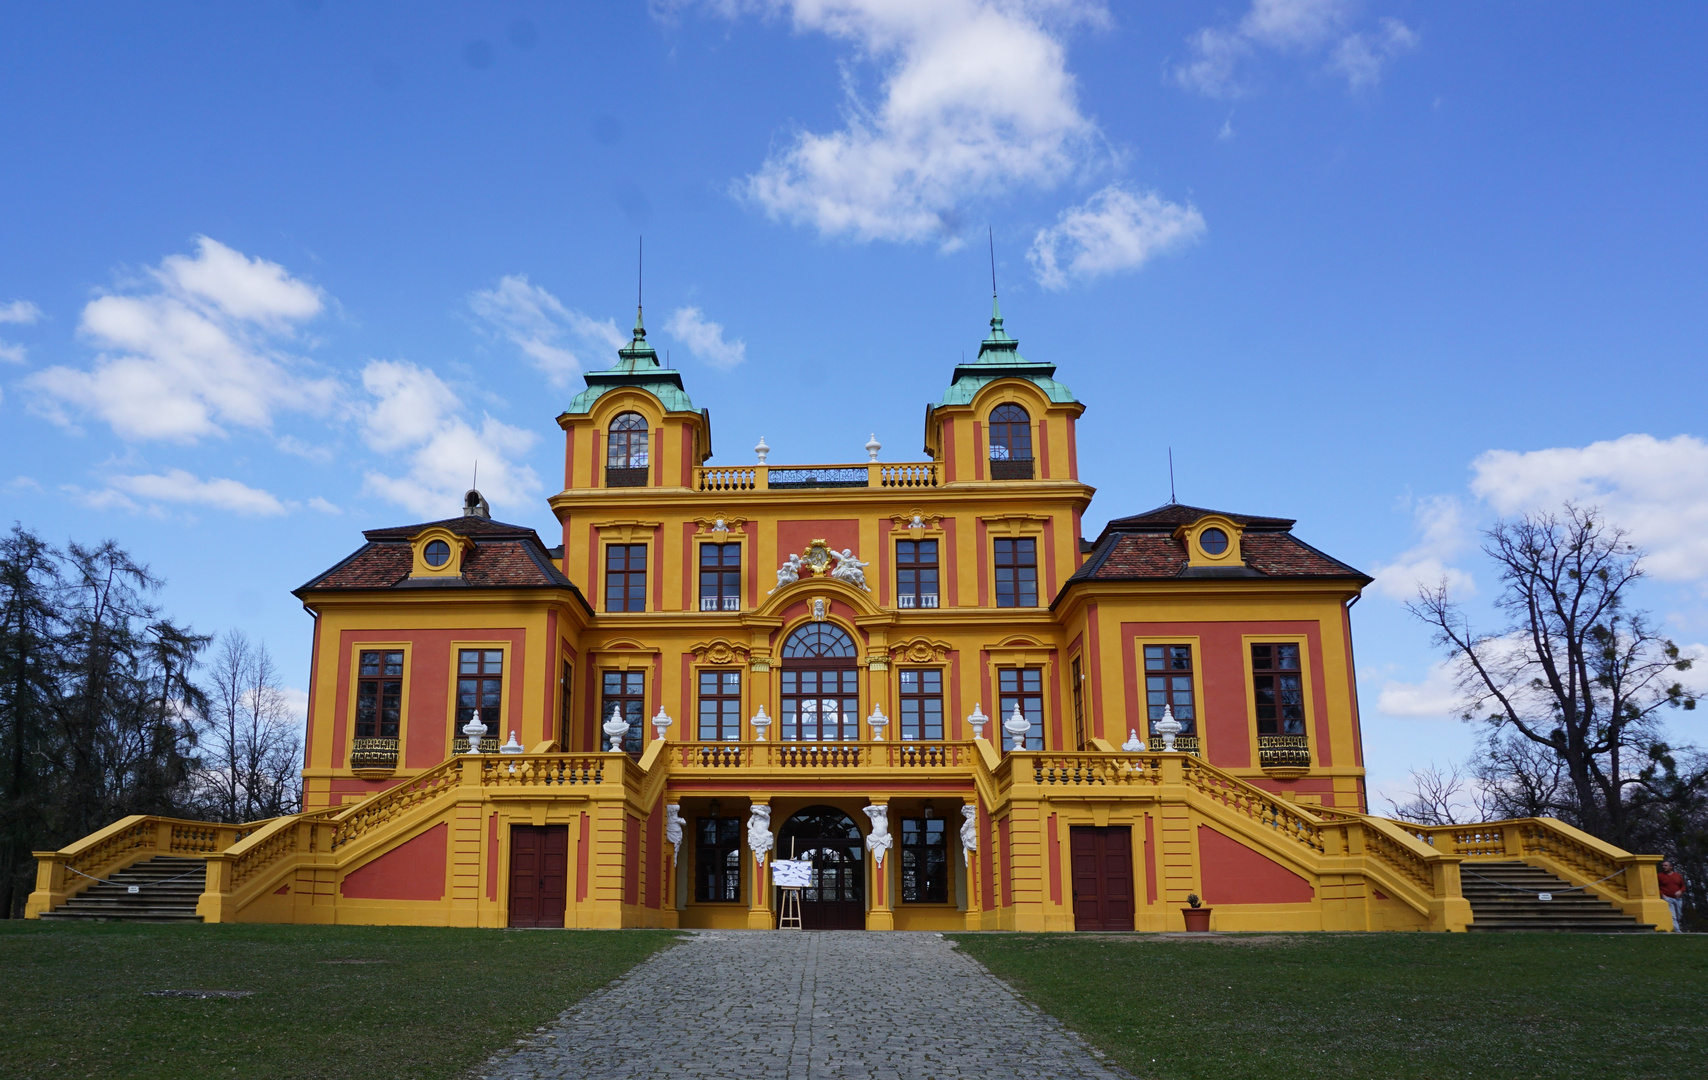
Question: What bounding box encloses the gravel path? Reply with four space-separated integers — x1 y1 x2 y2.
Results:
476 930 1135 1080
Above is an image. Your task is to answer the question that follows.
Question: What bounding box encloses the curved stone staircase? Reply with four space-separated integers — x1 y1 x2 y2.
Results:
1462 861 1654 932
36 855 206 922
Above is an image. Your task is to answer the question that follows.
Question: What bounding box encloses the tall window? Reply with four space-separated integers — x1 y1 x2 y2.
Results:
898 669 943 740
556 660 572 745
356 650 403 739
699 543 741 612
456 649 503 744
994 538 1038 607
896 539 939 609
988 404 1032 461
780 624 859 741
605 544 647 612
998 667 1044 750
1251 644 1306 735
695 816 742 902
900 816 949 903
697 670 741 741
600 670 646 753
1144 645 1196 740
1070 656 1086 750
606 412 649 486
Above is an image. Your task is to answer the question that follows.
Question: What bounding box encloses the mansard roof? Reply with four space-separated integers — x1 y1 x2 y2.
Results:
563 307 696 415
1061 503 1369 594
938 298 1077 407
296 514 588 605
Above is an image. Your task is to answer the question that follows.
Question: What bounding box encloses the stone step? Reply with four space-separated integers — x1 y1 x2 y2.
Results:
45 854 208 922
1461 860 1651 932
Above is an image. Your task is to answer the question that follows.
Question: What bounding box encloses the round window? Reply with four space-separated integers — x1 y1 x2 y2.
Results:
423 539 452 568
1198 528 1229 556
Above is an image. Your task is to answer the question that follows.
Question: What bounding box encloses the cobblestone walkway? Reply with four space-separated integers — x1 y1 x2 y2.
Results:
477 931 1134 1080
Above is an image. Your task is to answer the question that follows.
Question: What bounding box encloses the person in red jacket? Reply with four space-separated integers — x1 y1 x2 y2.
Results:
1658 860 1688 932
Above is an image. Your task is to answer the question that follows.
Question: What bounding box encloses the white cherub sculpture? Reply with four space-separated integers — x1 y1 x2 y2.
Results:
832 548 870 590
770 553 803 594
863 804 893 868
747 804 775 866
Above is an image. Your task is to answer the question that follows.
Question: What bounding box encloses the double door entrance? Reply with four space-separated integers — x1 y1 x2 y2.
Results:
776 807 866 930
1070 826 1134 931
509 824 568 928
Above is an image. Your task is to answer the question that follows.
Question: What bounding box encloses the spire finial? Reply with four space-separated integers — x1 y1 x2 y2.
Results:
634 236 645 337
988 226 1004 328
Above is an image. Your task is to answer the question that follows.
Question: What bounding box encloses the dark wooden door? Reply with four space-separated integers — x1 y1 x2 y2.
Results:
509 824 568 928
1070 826 1134 931
776 807 866 930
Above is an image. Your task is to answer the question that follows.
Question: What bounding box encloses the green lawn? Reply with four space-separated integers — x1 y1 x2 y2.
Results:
0 922 676 1080
952 932 1708 1080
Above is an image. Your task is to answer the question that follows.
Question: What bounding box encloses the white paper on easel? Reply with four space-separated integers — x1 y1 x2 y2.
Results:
772 859 812 888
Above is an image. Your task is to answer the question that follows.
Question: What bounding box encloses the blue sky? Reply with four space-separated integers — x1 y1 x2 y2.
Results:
3 1 1706 803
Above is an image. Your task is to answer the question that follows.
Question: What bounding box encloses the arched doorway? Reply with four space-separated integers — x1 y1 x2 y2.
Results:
776 806 866 930
780 623 859 741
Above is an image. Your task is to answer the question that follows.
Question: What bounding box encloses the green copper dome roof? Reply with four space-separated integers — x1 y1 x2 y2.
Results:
938 298 1076 407
565 307 696 415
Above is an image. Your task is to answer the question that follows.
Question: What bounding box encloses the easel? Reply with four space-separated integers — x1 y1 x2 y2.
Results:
777 839 803 930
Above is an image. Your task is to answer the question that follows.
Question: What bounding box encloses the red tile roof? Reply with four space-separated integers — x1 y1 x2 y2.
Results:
297 518 587 607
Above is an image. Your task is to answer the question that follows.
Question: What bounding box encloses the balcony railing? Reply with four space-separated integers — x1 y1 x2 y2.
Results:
896 593 940 609
1258 734 1311 769
699 595 741 612
349 738 398 771
989 455 1035 480
671 740 976 770
605 466 650 488
694 462 939 492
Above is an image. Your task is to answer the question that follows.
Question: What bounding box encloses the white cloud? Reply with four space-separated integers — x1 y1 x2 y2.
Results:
469 275 625 387
108 469 291 516
1173 0 1416 96
1028 184 1206 290
0 300 43 325
728 0 1108 244
281 686 310 725
359 359 541 519
1471 434 1708 583
1376 659 1461 719
0 342 24 365
25 237 335 442
307 496 341 514
666 306 747 370
1370 494 1476 601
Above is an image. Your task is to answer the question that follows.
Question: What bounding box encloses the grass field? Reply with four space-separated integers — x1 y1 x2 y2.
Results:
951 932 1708 1080
0 921 676 1080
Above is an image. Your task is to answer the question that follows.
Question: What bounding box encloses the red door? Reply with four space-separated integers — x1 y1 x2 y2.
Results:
509 824 568 928
1070 826 1134 931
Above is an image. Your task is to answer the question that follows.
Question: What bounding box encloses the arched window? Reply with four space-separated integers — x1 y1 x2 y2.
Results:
988 404 1033 479
780 624 859 741
607 412 649 467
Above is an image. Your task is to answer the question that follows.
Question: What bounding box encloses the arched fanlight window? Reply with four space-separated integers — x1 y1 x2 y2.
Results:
780 623 858 741
607 412 649 468
781 623 858 659
988 404 1032 462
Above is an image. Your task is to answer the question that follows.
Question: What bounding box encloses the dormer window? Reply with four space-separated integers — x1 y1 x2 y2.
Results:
988 404 1034 480
423 539 451 567
606 412 650 487
1198 528 1228 556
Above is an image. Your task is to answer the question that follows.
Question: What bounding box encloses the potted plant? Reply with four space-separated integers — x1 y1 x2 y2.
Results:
1181 893 1212 932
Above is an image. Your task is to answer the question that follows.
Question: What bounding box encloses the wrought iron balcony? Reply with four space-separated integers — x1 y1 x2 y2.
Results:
1258 734 1312 769
349 737 398 771
451 736 500 755
989 455 1035 480
605 466 650 487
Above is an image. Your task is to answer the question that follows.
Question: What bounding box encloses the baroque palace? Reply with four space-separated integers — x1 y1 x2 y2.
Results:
30 300 1674 932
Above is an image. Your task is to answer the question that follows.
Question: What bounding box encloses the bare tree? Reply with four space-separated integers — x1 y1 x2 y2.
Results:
1409 505 1696 842
197 631 302 822
1385 762 1492 826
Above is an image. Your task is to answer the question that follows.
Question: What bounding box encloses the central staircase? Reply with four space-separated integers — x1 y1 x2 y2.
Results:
1461 861 1653 932
36 856 206 922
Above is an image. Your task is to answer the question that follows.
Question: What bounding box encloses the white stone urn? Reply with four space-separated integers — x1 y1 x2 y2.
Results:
603 705 630 752
866 434 881 462
754 436 770 464
868 704 889 741
1154 704 1182 751
1004 704 1031 751
1122 729 1145 752
968 703 989 741
651 706 673 741
462 709 487 754
750 706 772 741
